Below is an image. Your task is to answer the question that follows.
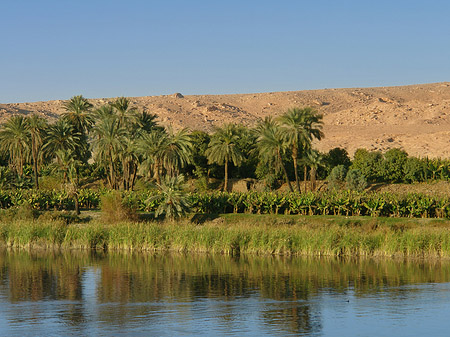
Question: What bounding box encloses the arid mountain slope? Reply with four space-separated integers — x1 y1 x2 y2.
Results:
2 82 450 158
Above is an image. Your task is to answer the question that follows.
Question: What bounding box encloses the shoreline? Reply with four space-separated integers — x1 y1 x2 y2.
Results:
1 214 450 258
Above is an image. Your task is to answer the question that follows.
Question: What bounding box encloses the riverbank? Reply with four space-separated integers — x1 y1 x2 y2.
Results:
2 214 450 257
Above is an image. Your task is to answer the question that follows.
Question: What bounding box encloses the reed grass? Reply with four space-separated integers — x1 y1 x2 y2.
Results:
1 214 450 258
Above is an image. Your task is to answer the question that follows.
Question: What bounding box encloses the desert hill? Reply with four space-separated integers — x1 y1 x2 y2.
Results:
2 82 450 158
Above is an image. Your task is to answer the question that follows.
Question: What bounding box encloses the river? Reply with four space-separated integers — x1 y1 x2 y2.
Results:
1 249 450 336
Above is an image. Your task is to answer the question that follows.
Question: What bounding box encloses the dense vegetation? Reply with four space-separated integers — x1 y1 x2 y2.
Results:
0 189 448 219
2 215 450 257
0 95 450 220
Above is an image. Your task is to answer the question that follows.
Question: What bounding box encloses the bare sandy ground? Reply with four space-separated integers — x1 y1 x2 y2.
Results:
2 82 450 158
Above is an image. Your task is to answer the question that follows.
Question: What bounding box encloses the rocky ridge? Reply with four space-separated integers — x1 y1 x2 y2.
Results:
2 82 450 158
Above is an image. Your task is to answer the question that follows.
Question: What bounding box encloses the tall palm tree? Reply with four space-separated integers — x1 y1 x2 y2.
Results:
93 104 114 121
91 116 126 189
0 115 30 177
110 97 137 128
301 149 324 192
43 119 80 155
205 124 244 192
43 119 81 183
27 114 47 189
120 134 140 190
137 129 167 184
159 127 193 177
278 107 324 192
135 111 160 133
62 95 93 135
255 117 293 192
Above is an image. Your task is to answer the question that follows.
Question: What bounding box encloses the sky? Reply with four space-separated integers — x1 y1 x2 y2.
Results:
1 0 449 103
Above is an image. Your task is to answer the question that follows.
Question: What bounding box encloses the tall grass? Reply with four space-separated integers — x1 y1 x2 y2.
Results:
1 216 450 258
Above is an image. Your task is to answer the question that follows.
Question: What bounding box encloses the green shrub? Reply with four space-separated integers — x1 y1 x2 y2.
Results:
351 149 383 183
346 169 367 191
381 148 408 183
327 165 347 190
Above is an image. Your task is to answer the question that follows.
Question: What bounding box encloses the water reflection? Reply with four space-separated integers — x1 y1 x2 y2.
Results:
1 249 450 336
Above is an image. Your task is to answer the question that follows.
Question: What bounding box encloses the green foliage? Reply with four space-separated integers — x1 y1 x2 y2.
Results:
327 165 347 190
380 148 408 183
345 169 367 192
325 147 351 171
404 157 426 182
149 175 192 220
351 149 383 183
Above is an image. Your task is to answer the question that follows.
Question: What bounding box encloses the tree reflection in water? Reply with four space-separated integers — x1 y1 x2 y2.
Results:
1 249 450 335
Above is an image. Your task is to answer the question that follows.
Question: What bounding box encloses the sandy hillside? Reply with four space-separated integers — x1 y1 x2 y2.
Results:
2 82 450 158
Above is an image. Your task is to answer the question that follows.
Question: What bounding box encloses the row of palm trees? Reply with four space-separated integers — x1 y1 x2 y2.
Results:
0 95 324 192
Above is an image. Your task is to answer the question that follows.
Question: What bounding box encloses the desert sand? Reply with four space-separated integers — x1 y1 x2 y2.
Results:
1 82 450 158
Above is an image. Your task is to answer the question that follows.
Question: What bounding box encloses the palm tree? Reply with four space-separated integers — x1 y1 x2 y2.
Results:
93 104 114 121
148 174 192 220
27 114 47 189
110 97 137 128
135 111 160 133
159 127 193 177
278 107 324 192
205 124 244 192
0 115 30 177
43 119 80 155
120 134 139 190
301 149 324 192
43 119 82 183
62 95 93 135
255 117 293 192
91 116 126 189
137 129 167 184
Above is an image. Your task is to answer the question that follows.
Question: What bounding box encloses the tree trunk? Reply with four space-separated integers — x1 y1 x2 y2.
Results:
278 150 293 192
224 161 228 192
304 165 307 192
292 146 301 192
130 163 137 191
311 167 316 191
74 192 80 215
33 155 39 189
109 162 115 189
293 156 301 192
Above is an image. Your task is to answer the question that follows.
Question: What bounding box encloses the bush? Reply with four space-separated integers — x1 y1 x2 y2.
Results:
381 148 408 183
351 149 383 183
100 190 138 223
327 165 347 190
346 169 367 191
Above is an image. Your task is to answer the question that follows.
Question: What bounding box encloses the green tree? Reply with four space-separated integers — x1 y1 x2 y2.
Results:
278 107 324 192
62 95 93 135
91 116 126 189
327 165 347 190
110 97 137 128
345 169 367 191
159 127 193 177
351 149 383 183
325 147 351 173
255 117 293 191
27 114 47 189
381 148 408 183
304 149 324 191
0 115 30 177
137 129 167 184
205 124 245 192
149 175 192 220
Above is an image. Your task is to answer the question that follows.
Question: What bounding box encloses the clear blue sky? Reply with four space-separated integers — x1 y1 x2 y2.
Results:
1 0 449 103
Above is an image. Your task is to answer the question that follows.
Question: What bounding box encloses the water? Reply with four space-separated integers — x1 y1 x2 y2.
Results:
1 250 450 336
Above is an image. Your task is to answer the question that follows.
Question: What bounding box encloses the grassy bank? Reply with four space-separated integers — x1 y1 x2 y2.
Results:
2 214 450 258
